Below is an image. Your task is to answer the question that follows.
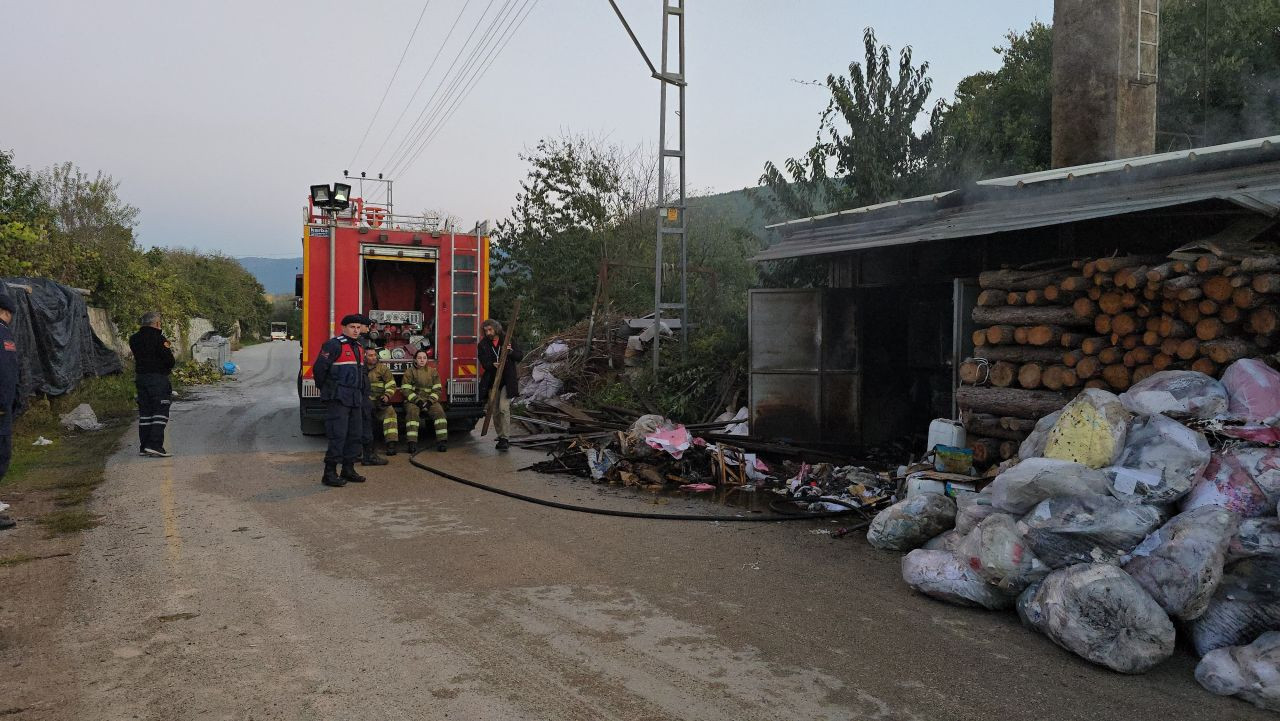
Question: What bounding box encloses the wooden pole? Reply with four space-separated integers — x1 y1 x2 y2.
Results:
481 298 522 437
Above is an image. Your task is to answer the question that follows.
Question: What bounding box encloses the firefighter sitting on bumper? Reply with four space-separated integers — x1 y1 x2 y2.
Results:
363 347 400 457
401 348 448 453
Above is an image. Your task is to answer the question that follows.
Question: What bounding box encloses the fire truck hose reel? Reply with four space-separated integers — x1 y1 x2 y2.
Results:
408 452 872 525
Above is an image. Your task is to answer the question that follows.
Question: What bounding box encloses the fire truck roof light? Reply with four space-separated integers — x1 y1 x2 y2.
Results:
310 184 331 204
333 183 352 204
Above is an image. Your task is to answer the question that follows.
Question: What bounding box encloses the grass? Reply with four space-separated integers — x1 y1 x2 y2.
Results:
2 371 138 537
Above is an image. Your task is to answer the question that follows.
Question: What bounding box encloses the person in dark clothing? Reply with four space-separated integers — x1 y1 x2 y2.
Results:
129 311 176 458
312 314 371 487
0 291 19 530
478 318 520 451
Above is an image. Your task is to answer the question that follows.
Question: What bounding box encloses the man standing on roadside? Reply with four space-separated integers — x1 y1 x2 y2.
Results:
478 318 520 451
129 311 176 458
312 314 370 487
0 291 20 530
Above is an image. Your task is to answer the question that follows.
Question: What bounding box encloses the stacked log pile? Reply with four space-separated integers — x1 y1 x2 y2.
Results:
958 246 1280 464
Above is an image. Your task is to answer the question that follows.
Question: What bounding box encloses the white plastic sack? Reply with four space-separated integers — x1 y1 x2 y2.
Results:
954 492 998 536
900 549 1012 610
1017 411 1061 460
1105 414 1210 504
922 529 963 552
1227 517 1280 562
1020 495 1165 568
1018 563 1176 674
543 341 570 359
59 403 104 431
957 513 1050 593
1196 631 1280 712
1043 389 1131 468
1182 447 1280 518
987 457 1111 515
1123 506 1238 621
1119 370 1229 419
866 494 956 551
1221 358 1280 424
1188 558 1280 656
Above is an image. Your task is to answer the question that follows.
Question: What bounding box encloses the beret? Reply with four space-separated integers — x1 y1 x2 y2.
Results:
340 313 370 326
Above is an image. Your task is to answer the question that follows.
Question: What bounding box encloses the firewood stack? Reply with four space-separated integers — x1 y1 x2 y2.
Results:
957 242 1280 466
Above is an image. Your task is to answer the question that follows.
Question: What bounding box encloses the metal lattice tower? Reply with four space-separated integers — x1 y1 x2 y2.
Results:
652 1 687 372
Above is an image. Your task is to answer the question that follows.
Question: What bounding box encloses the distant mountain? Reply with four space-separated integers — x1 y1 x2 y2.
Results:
238 257 303 295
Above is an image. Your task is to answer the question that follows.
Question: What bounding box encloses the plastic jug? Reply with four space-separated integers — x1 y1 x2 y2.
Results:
927 419 966 454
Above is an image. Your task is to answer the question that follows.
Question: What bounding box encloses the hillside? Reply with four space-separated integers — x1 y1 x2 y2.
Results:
238 257 302 295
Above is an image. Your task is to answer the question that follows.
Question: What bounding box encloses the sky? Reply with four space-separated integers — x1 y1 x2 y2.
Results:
2 0 1053 258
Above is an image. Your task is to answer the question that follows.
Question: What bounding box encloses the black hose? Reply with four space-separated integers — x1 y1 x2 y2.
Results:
409 453 870 525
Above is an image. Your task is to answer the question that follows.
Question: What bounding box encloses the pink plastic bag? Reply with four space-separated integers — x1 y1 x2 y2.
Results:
1182 447 1280 518
1222 359 1280 423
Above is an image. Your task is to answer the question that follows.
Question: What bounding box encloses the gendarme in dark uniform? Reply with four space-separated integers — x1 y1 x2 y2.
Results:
0 292 19 531
128 311 176 457
312 314 371 487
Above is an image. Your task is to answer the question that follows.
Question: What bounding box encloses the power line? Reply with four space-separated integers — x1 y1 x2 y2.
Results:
365 0 476 171
379 0 510 172
395 0 540 178
386 0 529 177
347 1 433 169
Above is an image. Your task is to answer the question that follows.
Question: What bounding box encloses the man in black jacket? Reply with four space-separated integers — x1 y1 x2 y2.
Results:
478 318 520 451
0 292 19 530
129 311 176 457
312 314 371 486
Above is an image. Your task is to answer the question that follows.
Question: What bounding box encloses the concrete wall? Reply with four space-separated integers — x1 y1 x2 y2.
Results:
1051 0 1157 167
87 309 220 362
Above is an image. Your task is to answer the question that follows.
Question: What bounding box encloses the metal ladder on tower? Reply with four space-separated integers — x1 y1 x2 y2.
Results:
1135 0 1161 86
652 0 687 373
449 225 481 402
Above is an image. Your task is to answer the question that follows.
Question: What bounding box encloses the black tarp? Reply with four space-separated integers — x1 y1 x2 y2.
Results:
2 277 122 403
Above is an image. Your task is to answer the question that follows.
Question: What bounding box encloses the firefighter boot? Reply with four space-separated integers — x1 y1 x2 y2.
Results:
322 463 345 487
385 440 398 456
341 465 367 483
362 444 388 465
406 441 417 455
436 440 448 453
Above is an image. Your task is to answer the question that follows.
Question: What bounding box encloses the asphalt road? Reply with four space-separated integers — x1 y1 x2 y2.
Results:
48 341 1268 720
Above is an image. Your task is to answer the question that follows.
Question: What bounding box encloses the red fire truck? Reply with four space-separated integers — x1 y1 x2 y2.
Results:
296 194 490 435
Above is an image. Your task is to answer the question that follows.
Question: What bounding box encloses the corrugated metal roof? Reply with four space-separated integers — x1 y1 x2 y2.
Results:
758 135 1280 261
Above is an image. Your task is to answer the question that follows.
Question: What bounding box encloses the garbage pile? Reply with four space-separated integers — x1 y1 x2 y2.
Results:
878 358 1280 712
515 403 898 515
515 314 632 405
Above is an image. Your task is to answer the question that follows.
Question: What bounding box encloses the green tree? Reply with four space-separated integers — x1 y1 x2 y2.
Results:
926 22 1054 186
760 27 936 220
1159 0 1280 148
163 251 270 336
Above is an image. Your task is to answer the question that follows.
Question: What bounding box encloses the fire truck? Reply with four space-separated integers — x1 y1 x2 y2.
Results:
296 193 490 436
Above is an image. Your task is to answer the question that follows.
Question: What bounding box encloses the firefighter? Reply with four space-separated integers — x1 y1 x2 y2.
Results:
478 318 520 451
363 346 398 459
401 348 447 453
312 314 370 487
0 292 18 530
129 311 176 457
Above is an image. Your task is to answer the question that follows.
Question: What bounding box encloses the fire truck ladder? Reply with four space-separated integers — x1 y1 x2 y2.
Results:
449 228 481 403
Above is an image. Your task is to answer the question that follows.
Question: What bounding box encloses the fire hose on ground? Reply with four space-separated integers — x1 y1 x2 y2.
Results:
408 452 874 527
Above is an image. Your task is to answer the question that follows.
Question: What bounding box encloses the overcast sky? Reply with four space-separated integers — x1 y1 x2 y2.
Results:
3 0 1052 258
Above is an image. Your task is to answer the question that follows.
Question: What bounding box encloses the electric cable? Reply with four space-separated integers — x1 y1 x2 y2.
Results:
366 0 477 170
347 1 433 169
377 0 504 170
386 0 524 177
393 0 539 178
408 451 872 524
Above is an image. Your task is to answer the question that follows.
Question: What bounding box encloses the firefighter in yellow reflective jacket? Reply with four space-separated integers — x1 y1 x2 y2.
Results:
363 347 401 456
402 349 448 453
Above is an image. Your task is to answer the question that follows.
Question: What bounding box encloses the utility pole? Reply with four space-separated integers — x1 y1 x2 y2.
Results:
607 0 688 374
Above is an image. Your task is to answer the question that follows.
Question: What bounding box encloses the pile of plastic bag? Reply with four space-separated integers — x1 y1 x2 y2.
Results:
874 359 1280 712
